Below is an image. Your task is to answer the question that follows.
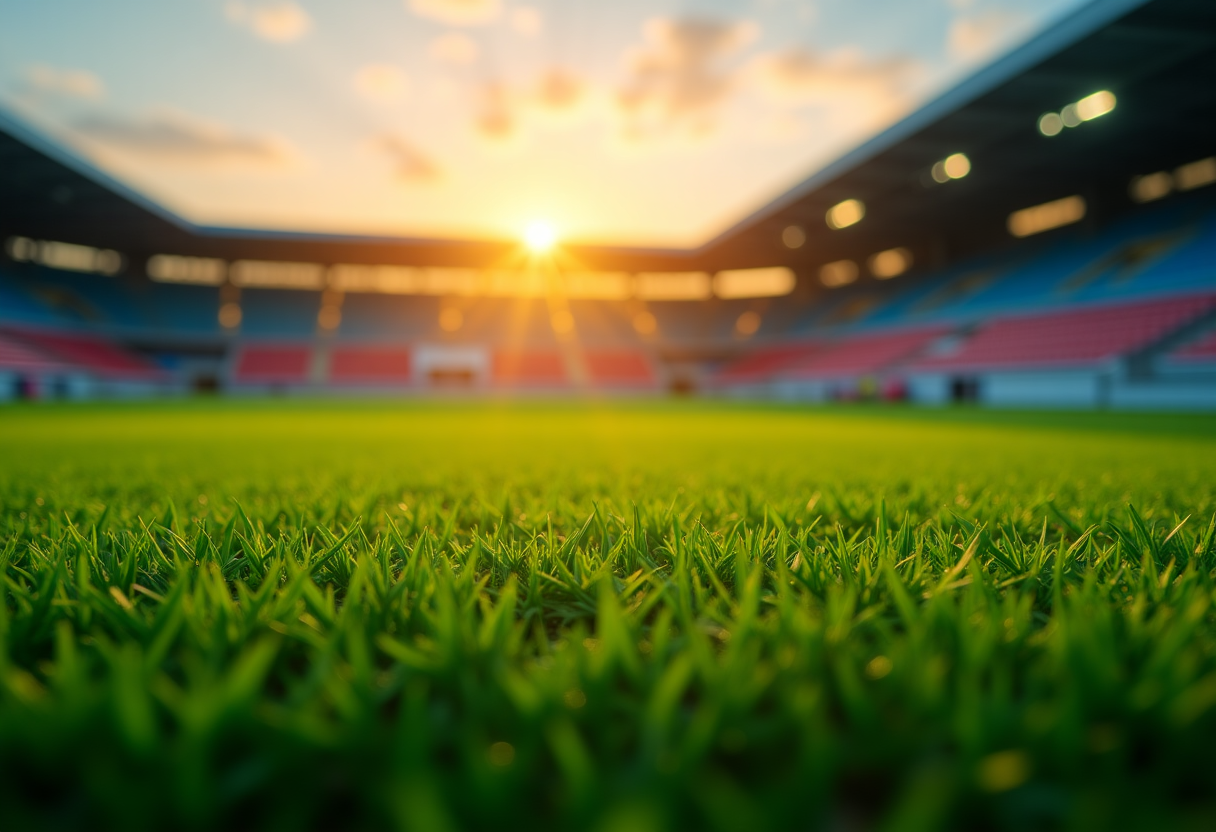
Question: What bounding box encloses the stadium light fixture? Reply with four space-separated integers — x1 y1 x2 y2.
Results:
869 248 913 279
819 259 858 287
1039 90 1116 136
634 271 711 300
562 271 631 300
931 153 970 183
317 304 341 331
218 302 242 329
826 199 865 230
1129 172 1172 203
1060 103 1083 129
7 235 123 275
735 310 762 337
231 259 325 290
1175 157 1216 191
148 254 226 285
1007 195 1085 237
523 221 557 253
1076 90 1116 121
713 267 795 299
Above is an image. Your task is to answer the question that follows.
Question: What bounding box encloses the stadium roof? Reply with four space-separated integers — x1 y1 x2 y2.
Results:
1 0 1213 276
705 0 1216 271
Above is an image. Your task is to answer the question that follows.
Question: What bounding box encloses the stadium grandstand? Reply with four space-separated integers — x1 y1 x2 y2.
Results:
1 0 1213 408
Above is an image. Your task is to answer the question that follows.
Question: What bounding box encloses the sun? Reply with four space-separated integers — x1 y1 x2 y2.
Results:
523 220 557 253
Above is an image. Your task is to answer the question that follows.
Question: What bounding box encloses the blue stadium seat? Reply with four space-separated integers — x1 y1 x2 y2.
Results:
240 289 320 337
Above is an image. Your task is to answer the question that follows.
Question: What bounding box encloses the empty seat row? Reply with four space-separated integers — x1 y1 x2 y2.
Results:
786 327 949 378
912 294 1214 371
715 293 1216 385
1168 330 1216 363
0 327 161 378
712 342 824 385
231 344 657 387
0 331 67 372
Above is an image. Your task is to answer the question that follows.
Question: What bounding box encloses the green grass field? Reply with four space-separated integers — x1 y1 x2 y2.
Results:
2 401 1215 831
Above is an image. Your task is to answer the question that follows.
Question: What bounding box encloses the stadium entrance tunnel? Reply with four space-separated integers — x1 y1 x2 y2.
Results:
191 373 220 395
668 375 697 396
950 376 981 403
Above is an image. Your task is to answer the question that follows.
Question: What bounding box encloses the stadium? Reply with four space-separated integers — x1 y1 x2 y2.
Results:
3 0 1215 407
1 0 1215 830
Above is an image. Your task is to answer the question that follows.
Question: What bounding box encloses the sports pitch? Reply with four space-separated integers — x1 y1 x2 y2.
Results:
2 402 1215 831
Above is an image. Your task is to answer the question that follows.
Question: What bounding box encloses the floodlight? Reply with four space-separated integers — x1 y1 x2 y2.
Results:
826 199 865 230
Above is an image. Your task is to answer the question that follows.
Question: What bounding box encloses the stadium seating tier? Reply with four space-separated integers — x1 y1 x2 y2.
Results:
911 295 1216 371
493 351 568 386
234 345 312 383
784 327 949 378
329 346 412 384
0 331 66 372
1 327 161 378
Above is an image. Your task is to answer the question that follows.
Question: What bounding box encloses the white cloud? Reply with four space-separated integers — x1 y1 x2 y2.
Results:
374 135 442 182
510 6 542 36
948 8 1028 61
226 1 312 43
749 46 922 139
535 68 585 114
753 111 808 144
475 81 517 143
461 68 590 144
73 109 296 169
752 46 918 108
409 0 500 27
25 65 104 99
616 17 760 143
429 32 479 65
354 64 409 102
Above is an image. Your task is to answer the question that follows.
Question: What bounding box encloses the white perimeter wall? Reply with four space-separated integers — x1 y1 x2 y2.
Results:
981 370 1105 408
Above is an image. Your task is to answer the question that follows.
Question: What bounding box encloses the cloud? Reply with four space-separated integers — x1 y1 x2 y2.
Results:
25 65 104 99
475 82 517 143
467 67 590 144
535 68 585 114
752 111 809 144
616 17 760 143
429 32 479 65
375 135 442 182
948 8 1028 61
73 110 296 168
510 6 542 36
751 46 919 109
354 64 409 102
409 0 500 27
226 1 312 43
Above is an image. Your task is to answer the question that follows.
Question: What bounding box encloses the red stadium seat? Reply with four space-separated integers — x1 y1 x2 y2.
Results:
1 327 160 378
493 351 568 386
583 350 656 386
911 294 1216 371
234 344 312 383
1170 330 1216 363
0 331 68 373
329 346 412 384
714 341 823 385
784 327 950 378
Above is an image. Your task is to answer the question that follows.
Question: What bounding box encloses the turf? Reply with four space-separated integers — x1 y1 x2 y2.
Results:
2 401 1215 831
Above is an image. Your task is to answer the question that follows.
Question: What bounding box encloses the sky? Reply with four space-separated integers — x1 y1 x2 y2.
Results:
0 0 1092 247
